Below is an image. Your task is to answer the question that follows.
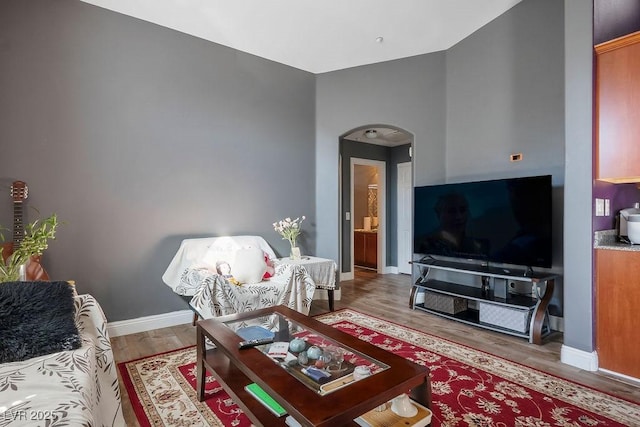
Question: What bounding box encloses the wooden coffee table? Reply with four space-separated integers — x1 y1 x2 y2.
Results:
196 305 431 427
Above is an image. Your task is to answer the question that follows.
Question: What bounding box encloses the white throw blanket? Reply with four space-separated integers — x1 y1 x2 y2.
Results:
0 294 124 426
163 236 317 318
186 262 316 318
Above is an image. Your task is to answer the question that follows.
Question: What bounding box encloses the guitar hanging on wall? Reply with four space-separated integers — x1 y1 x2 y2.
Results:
1 181 50 280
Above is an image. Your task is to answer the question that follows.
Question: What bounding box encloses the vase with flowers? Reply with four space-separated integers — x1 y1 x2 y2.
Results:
273 216 305 260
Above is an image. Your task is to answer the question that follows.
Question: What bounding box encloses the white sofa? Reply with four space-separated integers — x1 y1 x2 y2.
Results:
0 293 124 426
162 235 317 319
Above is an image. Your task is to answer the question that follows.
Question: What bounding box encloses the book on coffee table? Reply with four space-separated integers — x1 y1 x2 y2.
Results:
244 383 287 417
236 326 274 341
285 415 302 427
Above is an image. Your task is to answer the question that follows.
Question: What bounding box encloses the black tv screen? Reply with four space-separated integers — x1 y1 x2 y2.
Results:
413 175 552 268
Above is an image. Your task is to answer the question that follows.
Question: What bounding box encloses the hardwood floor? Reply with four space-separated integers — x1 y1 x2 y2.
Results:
112 270 640 426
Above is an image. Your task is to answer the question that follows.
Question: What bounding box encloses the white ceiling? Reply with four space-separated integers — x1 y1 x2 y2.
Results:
79 0 522 74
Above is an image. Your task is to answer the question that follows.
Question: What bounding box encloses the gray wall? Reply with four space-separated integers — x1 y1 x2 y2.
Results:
594 0 640 44
564 0 595 353
446 0 565 184
0 0 316 321
316 54 448 267
445 0 565 315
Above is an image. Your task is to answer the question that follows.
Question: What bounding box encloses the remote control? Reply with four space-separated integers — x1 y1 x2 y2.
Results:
238 338 274 349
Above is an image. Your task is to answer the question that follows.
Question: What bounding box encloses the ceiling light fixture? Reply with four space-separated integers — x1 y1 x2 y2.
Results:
364 129 378 139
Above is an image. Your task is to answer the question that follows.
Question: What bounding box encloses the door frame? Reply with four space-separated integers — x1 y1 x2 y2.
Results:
397 161 412 274
350 158 386 275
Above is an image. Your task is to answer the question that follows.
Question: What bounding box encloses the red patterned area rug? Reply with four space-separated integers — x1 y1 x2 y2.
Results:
119 309 640 426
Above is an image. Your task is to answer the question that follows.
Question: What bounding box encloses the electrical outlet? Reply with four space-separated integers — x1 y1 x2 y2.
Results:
595 198 605 217
604 199 610 216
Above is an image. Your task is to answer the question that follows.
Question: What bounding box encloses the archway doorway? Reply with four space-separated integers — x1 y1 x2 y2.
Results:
338 126 414 280
351 158 386 274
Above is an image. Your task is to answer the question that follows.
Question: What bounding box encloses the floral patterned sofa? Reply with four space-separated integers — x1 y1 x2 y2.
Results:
162 235 317 320
0 284 124 426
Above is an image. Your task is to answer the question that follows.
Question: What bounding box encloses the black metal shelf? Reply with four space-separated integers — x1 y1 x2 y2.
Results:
410 257 558 344
412 304 531 339
414 279 537 309
412 258 556 283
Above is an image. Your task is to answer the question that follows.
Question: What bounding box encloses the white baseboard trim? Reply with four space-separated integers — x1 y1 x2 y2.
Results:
340 271 354 281
560 344 598 371
599 368 640 384
107 309 194 337
342 266 398 279
549 315 564 332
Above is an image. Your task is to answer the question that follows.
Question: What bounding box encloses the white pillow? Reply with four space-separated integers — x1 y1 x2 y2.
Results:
199 249 233 272
232 247 267 284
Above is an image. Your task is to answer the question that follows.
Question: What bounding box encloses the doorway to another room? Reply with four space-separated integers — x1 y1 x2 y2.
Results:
339 126 413 281
352 159 385 274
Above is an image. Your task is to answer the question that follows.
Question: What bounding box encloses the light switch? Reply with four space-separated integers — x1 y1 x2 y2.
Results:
345 212 351 221
604 199 610 216
595 198 605 217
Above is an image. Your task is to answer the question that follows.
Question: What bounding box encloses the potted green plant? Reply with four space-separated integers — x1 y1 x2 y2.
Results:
0 213 59 282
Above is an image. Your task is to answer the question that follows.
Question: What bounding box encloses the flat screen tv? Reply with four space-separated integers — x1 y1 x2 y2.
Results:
413 175 552 268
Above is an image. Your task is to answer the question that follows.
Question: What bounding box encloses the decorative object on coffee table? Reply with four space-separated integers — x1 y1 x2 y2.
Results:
353 365 372 381
356 398 431 427
390 393 418 417
273 215 305 259
289 338 306 352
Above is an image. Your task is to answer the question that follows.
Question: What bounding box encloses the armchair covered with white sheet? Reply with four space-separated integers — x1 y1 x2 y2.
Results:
162 236 316 320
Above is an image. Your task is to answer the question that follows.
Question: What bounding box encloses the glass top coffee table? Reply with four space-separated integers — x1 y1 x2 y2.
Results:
196 305 431 427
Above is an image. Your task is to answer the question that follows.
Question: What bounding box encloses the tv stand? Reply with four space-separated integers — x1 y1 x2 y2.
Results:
410 258 556 344
524 265 534 277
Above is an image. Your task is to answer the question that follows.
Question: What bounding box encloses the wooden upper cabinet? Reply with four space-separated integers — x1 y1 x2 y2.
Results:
595 31 640 183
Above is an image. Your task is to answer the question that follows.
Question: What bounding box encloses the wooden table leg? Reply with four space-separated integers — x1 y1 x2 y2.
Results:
408 374 432 408
196 326 206 401
328 289 335 311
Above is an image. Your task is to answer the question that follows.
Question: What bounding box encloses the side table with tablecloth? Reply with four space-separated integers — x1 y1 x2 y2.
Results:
163 236 317 322
277 256 338 311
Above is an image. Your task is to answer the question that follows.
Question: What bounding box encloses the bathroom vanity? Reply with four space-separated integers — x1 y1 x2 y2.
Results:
354 230 377 269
